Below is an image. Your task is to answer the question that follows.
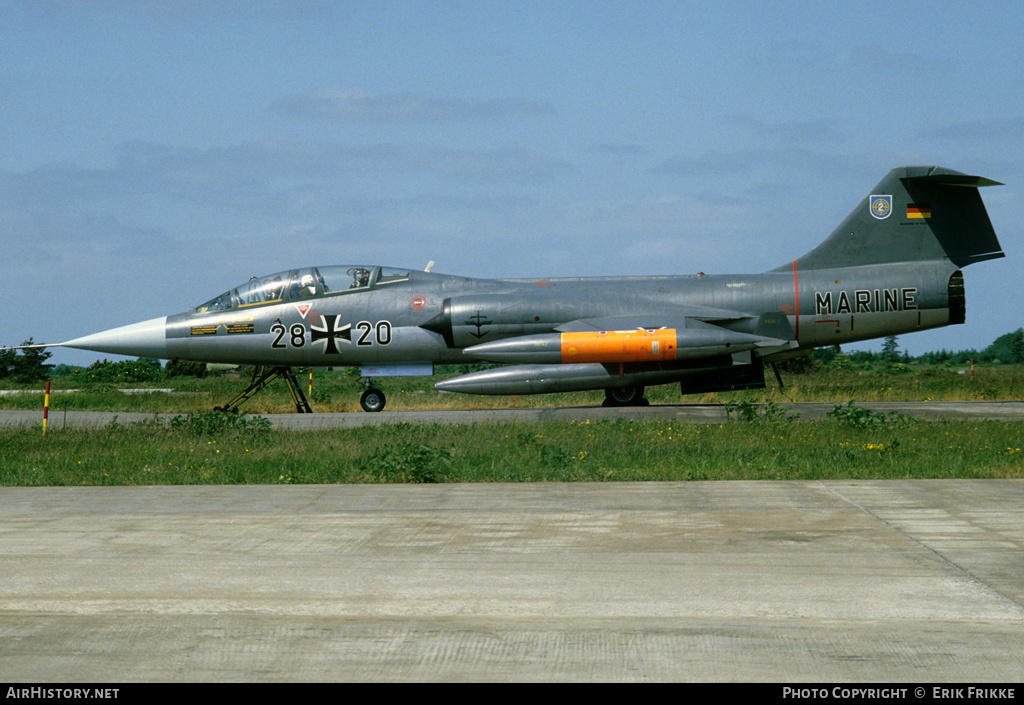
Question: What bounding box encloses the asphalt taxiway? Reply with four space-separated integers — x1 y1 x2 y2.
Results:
2 400 1024 429
2 480 1023 681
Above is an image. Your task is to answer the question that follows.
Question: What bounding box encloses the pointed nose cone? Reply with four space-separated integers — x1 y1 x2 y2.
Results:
61 316 169 359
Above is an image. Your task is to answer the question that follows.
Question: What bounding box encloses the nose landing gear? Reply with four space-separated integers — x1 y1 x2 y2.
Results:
214 366 313 414
359 386 387 413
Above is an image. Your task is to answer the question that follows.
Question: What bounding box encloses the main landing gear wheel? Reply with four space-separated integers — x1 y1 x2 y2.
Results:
360 387 386 413
603 385 648 407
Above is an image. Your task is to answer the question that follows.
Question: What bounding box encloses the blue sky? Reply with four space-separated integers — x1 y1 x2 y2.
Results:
2 0 1020 366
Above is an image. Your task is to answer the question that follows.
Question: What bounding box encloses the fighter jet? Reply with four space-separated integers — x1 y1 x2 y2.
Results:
24 166 1005 412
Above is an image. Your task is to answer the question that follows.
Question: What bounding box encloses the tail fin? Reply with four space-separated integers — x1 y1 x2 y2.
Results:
777 166 1004 272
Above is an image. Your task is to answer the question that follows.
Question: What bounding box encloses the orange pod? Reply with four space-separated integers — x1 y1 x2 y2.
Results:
561 329 677 363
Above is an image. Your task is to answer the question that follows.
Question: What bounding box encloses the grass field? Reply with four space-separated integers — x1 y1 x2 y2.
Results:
2 363 1023 414
2 414 1021 486
1 365 1021 486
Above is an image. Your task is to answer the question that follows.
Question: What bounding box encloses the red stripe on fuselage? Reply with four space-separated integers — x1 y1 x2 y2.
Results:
793 260 800 342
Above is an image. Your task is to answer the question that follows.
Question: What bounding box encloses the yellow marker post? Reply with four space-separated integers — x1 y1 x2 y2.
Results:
43 381 50 436
309 367 313 396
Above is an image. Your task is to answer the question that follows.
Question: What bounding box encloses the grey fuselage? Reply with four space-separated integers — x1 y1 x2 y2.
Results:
158 260 958 368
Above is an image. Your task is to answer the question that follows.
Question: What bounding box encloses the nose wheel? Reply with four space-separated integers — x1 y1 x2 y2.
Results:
360 386 387 412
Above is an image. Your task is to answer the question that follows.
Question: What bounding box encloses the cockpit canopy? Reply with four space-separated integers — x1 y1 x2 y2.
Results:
194 265 411 313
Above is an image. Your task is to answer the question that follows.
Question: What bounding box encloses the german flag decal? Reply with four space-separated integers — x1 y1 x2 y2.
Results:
907 203 931 219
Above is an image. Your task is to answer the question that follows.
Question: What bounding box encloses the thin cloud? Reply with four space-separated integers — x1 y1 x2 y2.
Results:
749 39 830 70
579 143 648 158
4 140 575 211
271 88 557 123
727 115 846 146
0 139 576 266
651 148 861 180
918 117 1024 142
848 44 952 76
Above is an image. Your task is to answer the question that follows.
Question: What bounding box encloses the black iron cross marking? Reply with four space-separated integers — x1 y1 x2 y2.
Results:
310 315 352 354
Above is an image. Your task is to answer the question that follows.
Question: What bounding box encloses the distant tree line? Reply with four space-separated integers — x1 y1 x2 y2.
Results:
913 328 1024 365
744 329 1024 375
0 348 207 384
829 329 1024 366
0 340 53 383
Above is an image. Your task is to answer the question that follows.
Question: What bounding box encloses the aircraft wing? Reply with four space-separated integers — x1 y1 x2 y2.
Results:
553 308 751 333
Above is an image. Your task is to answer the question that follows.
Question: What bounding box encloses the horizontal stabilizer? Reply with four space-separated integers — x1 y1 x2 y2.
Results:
903 173 1003 188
